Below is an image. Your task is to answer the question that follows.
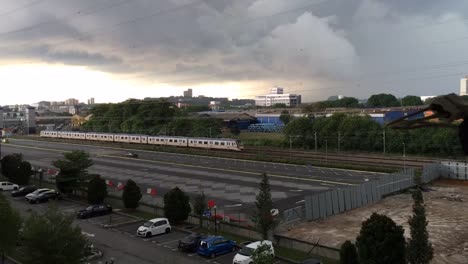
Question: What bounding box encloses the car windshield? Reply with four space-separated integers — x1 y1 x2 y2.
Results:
143 221 153 227
238 246 255 257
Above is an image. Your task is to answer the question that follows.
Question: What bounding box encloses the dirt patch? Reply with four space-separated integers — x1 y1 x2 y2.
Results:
277 181 468 264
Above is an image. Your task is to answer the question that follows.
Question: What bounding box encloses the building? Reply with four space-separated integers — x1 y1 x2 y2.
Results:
87 98 95 105
183 89 193 98
461 77 468 96
64 98 79 105
255 87 302 107
0 107 3 129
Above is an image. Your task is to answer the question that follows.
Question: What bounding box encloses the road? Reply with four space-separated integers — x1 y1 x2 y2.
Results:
2 138 385 215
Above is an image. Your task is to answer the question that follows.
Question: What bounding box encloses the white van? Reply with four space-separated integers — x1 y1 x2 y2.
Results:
232 240 274 264
136 218 171 238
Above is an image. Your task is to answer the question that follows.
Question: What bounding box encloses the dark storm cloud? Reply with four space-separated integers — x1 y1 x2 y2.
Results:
0 0 467 101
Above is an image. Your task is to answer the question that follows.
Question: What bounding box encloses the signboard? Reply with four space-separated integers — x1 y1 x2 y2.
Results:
203 210 212 217
208 200 215 208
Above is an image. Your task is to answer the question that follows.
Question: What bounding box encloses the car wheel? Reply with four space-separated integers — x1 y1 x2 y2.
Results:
210 253 216 259
145 232 152 238
13 187 18 190
165 228 170 234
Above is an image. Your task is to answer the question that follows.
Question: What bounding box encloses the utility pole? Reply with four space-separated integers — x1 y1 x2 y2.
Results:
314 132 317 152
383 129 386 154
403 142 406 173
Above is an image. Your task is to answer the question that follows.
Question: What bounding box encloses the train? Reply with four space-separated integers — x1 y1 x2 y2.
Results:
39 131 243 151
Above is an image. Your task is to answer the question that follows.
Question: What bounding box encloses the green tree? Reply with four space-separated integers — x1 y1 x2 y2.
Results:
192 118 223 137
279 110 292 125
356 213 406 264
22 207 87 264
0 193 21 264
86 175 108 204
407 189 433 264
164 187 191 223
193 191 206 228
52 150 93 195
367 94 400 107
122 179 142 209
401 96 423 106
272 103 287 108
253 173 277 240
251 243 275 264
15 161 32 186
340 240 360 264
0 153 22 179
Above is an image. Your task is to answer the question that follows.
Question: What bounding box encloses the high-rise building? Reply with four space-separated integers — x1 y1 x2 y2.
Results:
183 89 193 98
461 77 468 96
64 98 79 105
87 98 95 105
255 87 302 107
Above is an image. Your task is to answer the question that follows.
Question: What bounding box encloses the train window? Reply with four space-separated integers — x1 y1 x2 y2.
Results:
175 140 178 143
221 142 225 146
169 139 172 142
198 141 202 144
215 142 219 145
204 141 208 144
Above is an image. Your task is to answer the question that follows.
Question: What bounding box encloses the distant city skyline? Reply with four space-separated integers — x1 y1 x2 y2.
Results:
1 0 467 105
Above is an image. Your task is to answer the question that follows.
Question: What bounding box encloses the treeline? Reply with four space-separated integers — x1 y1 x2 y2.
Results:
81 99 223 137
284 114 463 157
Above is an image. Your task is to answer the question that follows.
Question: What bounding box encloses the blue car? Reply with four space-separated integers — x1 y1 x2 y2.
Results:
197 236 237 258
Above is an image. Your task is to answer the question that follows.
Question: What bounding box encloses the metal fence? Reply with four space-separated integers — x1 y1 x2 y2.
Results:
301 165 440 221
439 161 468 180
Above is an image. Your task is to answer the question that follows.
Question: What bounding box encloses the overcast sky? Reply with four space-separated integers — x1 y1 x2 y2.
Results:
1 0 467 105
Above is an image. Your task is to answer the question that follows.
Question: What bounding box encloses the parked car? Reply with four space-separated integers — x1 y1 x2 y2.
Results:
0 182 19 191
11 185 37 197
178 234 206 252
77 205 113 219
28 190 61 204
198 236 237 259
136 218 171 238
301 259 322 264
233 240 274 264
126 152 138 158
25 188 52 202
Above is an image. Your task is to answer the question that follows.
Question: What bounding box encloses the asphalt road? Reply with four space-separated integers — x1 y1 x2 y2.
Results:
2 138 385 215
4 193 291 264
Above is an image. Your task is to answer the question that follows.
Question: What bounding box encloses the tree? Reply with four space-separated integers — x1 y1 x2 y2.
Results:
367 94 400 107
340 240 359 264
0 154 32 185
122 179 142 209
52 150 93 194
279 110 292 125
0 193 21 264
272 103 287 108
193 191 206 228
164 187 191 223
86 175 108 204
21 207 88 264
401 96 423 106
253 173 277 240
407 189 433 264
356 213 406 264
15 161 32 186
251 243 275 264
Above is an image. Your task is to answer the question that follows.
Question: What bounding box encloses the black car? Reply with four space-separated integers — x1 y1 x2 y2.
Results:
11 186 37 197
178 234 206 252
77 205 113 219
126 152 138 158
29 190 61 204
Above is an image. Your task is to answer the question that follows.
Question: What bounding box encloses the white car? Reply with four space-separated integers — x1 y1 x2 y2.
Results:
25 188 52 202
233 241 275 264
0 182 19 191
136 218 171 238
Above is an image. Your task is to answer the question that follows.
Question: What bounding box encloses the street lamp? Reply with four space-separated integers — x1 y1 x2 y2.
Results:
213 206 218 235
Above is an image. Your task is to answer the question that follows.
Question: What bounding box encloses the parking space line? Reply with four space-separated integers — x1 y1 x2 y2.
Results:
159 239 180 245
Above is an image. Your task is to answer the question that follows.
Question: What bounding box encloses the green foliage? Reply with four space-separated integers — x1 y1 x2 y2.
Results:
253 173 277 240
52 150 93 194
0 154 32 185
168 118 194 136
356 213 406 264
367 93 400 107
122 179 142 209
401 96 423 106
279 110 292 125
164 187 191 223
191 118 223 137
21 207 87 264
340 240 359 264
82 99 177 134
251 243 275 264
86 175 108 204
407 189 433 264
0 193 22 261
272 103 287 108
302 97 361 113
193 192 206 228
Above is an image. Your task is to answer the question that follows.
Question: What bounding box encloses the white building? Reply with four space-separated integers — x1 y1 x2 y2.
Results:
255 87 302 107
461 77 468 96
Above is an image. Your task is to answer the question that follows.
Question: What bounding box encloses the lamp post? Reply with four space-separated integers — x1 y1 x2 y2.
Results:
213 206 218 235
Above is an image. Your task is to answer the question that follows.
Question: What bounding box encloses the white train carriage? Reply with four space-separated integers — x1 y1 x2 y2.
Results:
188 138 241 151
147 136 188 147
58 131 86 140
86 133 114 142
40 131 58 138
114 134 147 144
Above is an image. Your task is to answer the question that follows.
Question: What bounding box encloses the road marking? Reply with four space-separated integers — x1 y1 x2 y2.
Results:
159 239 180 245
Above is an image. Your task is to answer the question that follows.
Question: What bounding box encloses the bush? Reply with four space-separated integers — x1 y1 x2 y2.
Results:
122 179 142 209
164 187 191 223
86 175 107 204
